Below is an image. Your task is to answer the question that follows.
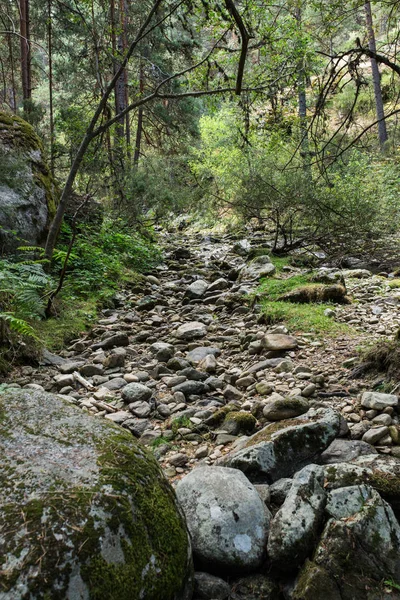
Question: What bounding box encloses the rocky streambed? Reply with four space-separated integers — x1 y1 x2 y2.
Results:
2 230 400 598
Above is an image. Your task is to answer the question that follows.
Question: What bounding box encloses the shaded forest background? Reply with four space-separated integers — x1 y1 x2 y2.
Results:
1 0 400 362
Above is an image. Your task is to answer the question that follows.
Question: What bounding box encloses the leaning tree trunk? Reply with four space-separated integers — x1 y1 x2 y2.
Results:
365 1 388 148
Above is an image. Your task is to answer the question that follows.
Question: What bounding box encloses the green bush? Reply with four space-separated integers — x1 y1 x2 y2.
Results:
55 217 161 298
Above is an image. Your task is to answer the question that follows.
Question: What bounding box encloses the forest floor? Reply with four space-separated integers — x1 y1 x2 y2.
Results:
6 229 400 478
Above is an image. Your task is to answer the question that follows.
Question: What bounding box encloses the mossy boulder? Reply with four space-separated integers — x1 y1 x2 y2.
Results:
0 111 58 253
279 284 350 305
0 389 193 599
218 407 340 483
292 485 400 600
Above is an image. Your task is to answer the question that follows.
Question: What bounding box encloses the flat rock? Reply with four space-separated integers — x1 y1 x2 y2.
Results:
361 391 398 410
175 322 208 341
262 396 309 421
218 407 340 483
263 334 298 351
92 333 130 350
186 347 221 364
320 439 377 464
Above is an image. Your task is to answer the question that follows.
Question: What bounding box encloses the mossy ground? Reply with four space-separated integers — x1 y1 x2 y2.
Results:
32 298 98 351
256 267 352 336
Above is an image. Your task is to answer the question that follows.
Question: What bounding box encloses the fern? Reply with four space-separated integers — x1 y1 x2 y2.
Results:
0 312 38 340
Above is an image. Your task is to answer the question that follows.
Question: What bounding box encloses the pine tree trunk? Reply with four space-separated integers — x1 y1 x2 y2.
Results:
48 0 55 176
19 0 31 115
365 1 388 148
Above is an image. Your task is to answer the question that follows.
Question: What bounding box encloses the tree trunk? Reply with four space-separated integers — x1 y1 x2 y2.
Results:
133 62 144 165
48 0 55 176
19 0 31 115
294 1 310 167
365 1 388 148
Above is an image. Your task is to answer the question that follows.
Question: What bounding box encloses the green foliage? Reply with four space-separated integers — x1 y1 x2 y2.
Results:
260 301 350 336
258 273 313 301
55 218 160 299
0 259 50 320
191 106 400 253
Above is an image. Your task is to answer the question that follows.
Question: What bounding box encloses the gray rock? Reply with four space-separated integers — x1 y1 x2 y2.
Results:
263 334 298 351
103 347 126 368
219 407 340 483
175 322 208 341
262 396 309 421
193 572 230 600
176 466 270 573
293 485 400 599
267 464 326 569
186 347 221 363
150 342 175 363
0 389 193 600
104 410 131 423
121 382 153 403
129 401 152 418
361 391 398 410
239 256 276 281
53 373 75 389
173 380 207 398
207 278 229 293
185 280 209 300
0 112 57 253
269 478 293 505
92 333 130 350
79 363 104 377
102 377 127 390
232 239 251 256
59 361 85 374
320 439 377 464
362 426 389 444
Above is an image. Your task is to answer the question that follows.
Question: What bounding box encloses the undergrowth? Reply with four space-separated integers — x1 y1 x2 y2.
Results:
257 265 350 336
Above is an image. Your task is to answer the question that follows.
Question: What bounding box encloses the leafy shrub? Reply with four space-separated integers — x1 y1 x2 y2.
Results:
55 217 161 298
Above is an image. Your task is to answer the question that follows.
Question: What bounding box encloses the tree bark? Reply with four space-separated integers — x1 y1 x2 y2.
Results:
133 61 144 165
365 1 388 148
19 0 31 114
294 1 310 168
48 0 55 176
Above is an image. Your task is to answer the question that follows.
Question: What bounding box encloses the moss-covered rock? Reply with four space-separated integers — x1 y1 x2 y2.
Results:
0 111 58 253
218 407 340 483
291 485 400 600
0 389 193 599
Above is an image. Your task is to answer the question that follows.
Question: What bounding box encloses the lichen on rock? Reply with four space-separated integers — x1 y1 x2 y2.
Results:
0 389 193 599
0 111 58 253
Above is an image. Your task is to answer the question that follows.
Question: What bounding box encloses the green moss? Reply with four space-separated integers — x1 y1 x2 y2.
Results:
32 298 98 351
259 301 352 336
0 111 42 152
246 418 308 447
223 411 256 433
0 427 190 599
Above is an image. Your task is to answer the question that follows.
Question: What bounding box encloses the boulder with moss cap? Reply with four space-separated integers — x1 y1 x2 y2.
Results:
0 389 193 600
0 111 58 253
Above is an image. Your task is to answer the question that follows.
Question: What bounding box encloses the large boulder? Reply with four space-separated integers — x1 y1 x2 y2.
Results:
218 407 340 483
292 485 400 600
0 111 57 253
176 466 271 574
267 465 326 570
0 389 193 599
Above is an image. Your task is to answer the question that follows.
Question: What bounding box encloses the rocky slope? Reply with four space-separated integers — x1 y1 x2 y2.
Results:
3 230 400 598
